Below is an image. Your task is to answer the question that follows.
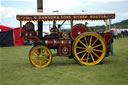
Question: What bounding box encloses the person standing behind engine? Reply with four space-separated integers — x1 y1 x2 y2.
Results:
114 29 118 39
117 29 121 38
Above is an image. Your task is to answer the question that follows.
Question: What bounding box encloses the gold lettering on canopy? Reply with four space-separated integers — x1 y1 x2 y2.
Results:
39 16 42 19
26 16 33 20
34 16 37 19
16 14 114 21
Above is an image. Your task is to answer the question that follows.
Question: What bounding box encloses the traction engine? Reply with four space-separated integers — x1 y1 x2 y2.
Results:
17 13 115 67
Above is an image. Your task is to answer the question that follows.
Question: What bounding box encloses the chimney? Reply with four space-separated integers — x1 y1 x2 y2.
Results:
37 0 43 12
37 0 43 39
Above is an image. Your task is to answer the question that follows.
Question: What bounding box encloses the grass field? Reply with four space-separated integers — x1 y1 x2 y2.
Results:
0 38 128 85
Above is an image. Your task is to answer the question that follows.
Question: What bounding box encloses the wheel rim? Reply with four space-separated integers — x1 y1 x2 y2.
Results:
73 32 106 65
30 46 52 67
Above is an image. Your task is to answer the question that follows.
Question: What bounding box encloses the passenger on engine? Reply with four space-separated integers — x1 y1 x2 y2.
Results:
44 21 59 39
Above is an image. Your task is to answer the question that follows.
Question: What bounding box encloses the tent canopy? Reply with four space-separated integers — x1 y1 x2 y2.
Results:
0 25 24 46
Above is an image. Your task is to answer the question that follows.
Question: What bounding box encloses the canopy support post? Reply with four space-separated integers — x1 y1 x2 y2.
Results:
105 19 108 31
20 21 22 37
38 21 43 39
71 20 73 28
109 19 111 32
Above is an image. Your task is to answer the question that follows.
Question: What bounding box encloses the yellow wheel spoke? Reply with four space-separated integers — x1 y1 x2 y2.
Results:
40 60 42 66
32 56 38 59
89 36 92 46
90 53 95 63
93 49 103 52
84 37 88 46
42 49 47 55
93 44 102 48
44 54 49 57
30 46 52 67
32 57 38 63
42 56 49 61
92 38 98 46
35 60 39 65
32 52 38 57
79 41 87 47
34 50 40 55
41 59 46 64
92 51 100 58
44 57 49 61
43 49 47 53
32 51 40 58
77 50 87 55
76 46 86 49
81 52 87 60
73 33 106 66
86 53 89 63
40 48 42 55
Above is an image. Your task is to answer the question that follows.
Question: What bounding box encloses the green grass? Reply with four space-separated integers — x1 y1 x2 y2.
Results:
0 38 128 85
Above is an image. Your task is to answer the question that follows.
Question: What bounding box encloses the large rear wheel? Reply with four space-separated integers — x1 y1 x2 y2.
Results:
29 45 52 67
73 32 106 65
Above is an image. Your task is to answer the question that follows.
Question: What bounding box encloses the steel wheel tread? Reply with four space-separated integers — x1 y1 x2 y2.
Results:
73 32 106 66
29 45 52 67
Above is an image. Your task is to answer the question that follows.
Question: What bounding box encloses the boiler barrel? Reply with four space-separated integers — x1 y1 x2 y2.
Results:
45 39 71 48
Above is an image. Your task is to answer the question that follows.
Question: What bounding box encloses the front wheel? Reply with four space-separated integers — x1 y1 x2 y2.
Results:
29 45 52 67
73 32 106 66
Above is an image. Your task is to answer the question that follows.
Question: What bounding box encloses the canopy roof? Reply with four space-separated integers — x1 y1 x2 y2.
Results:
16 12 115 21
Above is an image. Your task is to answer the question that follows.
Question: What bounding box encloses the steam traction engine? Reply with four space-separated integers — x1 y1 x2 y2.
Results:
16 13 115 67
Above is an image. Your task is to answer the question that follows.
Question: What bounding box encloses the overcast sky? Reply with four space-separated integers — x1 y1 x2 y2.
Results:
0 0 128 28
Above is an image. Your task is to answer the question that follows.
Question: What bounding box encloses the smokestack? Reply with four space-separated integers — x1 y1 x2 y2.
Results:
37 0 43 39
37 0 43 12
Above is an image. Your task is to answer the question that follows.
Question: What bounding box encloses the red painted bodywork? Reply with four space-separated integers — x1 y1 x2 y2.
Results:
21 22 113 57
71 24 88 40
45 39 71 56
100 33 112 56
21 32 41 42
59 44 71 56
45 39 59 48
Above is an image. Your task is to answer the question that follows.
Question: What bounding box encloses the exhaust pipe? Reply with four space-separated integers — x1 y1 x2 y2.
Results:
37 0 43 12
